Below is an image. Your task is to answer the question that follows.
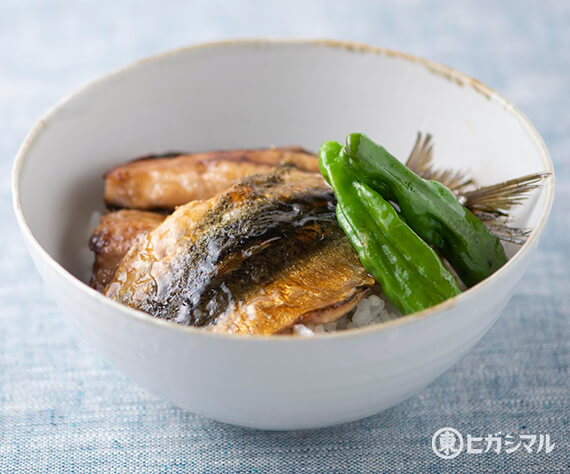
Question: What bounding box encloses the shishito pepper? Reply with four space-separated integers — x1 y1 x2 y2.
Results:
343 133 508 287
319 141 461 315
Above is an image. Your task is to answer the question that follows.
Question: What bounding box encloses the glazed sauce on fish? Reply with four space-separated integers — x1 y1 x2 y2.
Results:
105 167 374 335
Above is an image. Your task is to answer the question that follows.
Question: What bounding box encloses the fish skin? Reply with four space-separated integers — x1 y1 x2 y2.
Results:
211 227 374 335
105 167 374 334
104 147 319 210
89 210 165 292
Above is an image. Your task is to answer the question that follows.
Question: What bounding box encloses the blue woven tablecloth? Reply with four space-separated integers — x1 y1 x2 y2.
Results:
1 1 568 472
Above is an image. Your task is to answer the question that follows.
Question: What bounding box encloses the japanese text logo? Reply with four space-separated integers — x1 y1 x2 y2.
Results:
432 427 554 459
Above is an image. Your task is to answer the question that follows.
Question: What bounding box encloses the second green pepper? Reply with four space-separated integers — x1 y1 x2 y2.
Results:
343 133 508 287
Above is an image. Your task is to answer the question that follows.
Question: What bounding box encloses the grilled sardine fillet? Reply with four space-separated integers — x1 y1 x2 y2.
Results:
104 147 319 210
89 210 165 292
105 167 374 335
211 227 374 334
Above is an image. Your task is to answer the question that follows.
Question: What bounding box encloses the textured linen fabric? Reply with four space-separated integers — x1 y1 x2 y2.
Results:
0 0 568 472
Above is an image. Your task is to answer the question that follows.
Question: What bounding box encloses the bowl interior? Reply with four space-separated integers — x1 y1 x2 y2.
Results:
15 41 552 285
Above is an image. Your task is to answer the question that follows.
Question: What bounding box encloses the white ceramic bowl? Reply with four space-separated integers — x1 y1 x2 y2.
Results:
12 40 554 430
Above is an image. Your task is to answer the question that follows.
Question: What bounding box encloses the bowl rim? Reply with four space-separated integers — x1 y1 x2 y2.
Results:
11 38 555 342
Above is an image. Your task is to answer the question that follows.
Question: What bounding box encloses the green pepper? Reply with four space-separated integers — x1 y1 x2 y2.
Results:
319 141 461 315
343 133 508 287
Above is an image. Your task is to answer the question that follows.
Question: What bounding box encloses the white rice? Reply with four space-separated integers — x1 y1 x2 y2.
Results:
292 290 401 336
